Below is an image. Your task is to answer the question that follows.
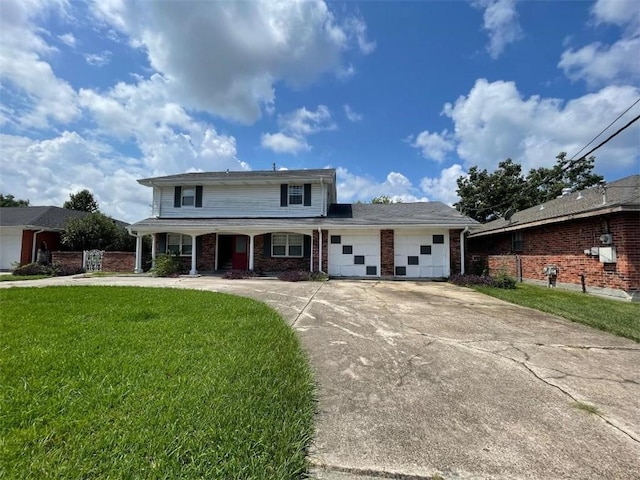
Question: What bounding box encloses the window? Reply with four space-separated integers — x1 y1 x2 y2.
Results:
408 256 419 265
395 266 407 276
366 266 377 276
433 234 445 244
272 233 303 257
330 235 341 244
343 245 353 254
420 245 432 255
182 187 195 206
512 232 524 252
167 234 192 255
289 185 303 205
354 255 365 265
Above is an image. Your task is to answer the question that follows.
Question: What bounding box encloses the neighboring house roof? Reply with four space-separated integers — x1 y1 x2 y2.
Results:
0 206 129 230
129 201 478 233
0 206 88 230
469 175 640 237
138 168 337 186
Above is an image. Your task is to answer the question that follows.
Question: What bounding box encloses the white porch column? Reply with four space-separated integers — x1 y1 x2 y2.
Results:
190 234 197 275
318 228 323 272
151 233 157 268
310 231 314 272
134 235 143 273
248 234 255 271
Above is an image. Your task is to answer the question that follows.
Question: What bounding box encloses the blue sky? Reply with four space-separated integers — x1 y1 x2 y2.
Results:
1 0 638 222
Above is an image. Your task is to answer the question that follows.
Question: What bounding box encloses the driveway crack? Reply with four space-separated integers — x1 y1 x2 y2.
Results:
292 282 326 328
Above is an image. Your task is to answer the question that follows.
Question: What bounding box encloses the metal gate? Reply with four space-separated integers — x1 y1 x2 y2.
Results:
83 250 104 272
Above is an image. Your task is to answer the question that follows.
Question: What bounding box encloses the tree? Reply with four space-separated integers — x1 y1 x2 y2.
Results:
61 212 136 251
63 189 99 212
1 194 30 207
455 154 603 223
371 195 403 204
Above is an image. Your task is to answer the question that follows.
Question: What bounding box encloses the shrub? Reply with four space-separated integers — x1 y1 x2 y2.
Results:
53 263 85 277
309 271 329 282
12 263 53 276
152 254 181 277
277 270 311 282
222 270 256 279
492 270 517 289
449 274 493 287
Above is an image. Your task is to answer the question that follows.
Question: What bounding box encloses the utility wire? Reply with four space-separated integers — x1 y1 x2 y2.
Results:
569 97 640 161
575 114 640 161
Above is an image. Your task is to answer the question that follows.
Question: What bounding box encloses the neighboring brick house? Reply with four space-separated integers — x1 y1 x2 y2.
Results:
0 206 89 270
128 168 478 278
467 175 640 301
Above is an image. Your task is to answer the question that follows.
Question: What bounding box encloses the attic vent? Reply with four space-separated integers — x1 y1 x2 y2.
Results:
560 187 571 197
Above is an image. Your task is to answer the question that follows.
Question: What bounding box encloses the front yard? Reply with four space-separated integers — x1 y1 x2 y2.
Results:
476 283 640 342
0 286 315 479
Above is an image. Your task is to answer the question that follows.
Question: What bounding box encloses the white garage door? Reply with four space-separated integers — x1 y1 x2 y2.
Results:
328 230 380 277
394 229 449 278
0 231 23 270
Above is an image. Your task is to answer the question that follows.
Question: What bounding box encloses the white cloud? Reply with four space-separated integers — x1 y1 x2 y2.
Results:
433 78 639 173
262 105 335 154
411 130 455 163
58 32 76 47
0 0 79 128
420 164 467 206
336 167 428 203
344 104 362 122
261 132 310 154
472 0 523 58
85 50 112 66
558 0 640 86
91 0 373 123
0 132 150 223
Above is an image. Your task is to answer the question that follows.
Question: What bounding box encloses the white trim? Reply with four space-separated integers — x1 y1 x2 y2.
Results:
271 232 304 258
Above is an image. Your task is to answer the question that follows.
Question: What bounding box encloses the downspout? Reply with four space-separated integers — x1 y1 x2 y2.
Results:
31 229 45 263
460 227 469 275
320 177 325 216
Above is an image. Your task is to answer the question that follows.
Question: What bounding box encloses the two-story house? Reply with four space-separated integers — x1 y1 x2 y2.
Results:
128 168 478 278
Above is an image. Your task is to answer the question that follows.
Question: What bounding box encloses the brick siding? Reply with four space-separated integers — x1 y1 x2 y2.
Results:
380 229 394 276
449 229 462 275
468 212 639 295
102 252 135 272
51 251 83 269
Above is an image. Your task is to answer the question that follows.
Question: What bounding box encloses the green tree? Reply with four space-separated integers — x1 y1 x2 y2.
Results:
1 194 30 207
455 154 603 223
63 189 99 212
61 212 136 251
371 195 403 204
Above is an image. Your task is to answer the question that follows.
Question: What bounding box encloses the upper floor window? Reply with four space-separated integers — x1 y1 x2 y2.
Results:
289 185 303 205
174 186 203 208
167 233 192 255
182 187 195 206
272 233 303 257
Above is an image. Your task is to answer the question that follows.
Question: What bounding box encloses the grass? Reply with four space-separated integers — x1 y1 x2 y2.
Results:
573 401 601 415
0 286 315 479
475 283 640 342
0 274 51 282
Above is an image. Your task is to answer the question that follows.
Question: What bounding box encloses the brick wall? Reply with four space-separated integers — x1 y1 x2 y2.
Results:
468 212 639 295
51 251 83 269
380 229 394 276
198 233 216 271
102 252 135 272
449 229 462 275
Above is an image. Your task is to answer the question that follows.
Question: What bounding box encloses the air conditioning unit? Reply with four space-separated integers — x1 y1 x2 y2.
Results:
599 234 613 245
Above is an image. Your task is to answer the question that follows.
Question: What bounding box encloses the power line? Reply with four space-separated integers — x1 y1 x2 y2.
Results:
569 97 640 161
576 114 640 161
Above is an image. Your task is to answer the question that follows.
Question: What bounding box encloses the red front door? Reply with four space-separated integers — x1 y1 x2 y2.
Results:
232 235 248 270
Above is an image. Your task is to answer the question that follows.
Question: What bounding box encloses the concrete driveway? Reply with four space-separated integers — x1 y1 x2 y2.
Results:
2 276 639 479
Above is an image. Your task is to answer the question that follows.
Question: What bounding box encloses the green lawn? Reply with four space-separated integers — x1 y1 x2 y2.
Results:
476 283 640 342
0 275 51 282
0 286 315 479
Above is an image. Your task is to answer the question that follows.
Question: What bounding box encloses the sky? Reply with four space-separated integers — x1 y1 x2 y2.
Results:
0 0 638 223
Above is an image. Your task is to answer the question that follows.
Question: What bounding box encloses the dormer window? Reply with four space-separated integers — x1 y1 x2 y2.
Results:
174 186 203 208
289 185 303 205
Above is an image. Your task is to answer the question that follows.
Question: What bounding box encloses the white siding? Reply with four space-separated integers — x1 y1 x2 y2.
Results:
328 230 380 277
394 229 449 278
0 228 23 270
156 183 324 218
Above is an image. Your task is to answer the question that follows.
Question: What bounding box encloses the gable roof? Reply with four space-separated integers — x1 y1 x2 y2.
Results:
469 175 640 237
138 168 337 186
0 207 129 230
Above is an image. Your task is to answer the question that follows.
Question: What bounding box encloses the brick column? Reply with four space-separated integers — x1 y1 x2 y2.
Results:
380 229 394 277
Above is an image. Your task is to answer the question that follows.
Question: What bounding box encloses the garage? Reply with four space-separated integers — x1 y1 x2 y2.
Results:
328 230 380 277
0 229 23 271
394 229 449 278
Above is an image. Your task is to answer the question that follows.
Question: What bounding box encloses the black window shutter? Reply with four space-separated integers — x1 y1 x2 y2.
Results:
263 234 272 257
303 235 311 258
303 183 312 206
280 184 288 207
157 233 167 253
195 186 203 208
196 235 203 256
174 186 182 208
